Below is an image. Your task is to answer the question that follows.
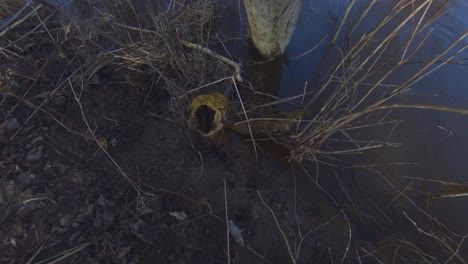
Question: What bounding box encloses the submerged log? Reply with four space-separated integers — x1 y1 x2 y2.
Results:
188 93 307 138
243 0 302 58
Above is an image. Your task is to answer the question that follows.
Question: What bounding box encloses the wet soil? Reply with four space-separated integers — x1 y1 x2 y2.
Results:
0 36 347 263
1 0 467 263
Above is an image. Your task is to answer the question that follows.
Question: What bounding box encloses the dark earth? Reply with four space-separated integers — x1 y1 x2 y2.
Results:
0 29 348 263
0 48 349 263
1 0 467 263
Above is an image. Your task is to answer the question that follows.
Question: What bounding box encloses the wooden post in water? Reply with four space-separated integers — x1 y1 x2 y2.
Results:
243 0 302 59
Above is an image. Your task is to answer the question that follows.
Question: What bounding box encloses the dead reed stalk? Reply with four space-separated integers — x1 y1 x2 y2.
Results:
288 0 468 163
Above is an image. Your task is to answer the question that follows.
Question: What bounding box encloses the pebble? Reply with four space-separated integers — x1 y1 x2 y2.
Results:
0 118 20 144
17 172 36 186
228 220 245 247
4 118 19 131
31 136 43 145
26 146 44 162
60 215 72 226
110 138 118 147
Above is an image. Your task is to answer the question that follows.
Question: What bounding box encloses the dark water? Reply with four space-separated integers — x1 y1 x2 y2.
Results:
215 0 468 258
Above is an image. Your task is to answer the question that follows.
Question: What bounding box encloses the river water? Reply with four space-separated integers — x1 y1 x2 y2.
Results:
214 0 468 260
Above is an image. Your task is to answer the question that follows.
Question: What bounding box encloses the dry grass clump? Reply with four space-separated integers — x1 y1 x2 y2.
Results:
1 0 234 116
0 0 235 199
0 0 26 19
285 0 467 163
88 0 234 115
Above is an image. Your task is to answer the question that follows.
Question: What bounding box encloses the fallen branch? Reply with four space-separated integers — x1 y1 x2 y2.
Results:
0 2 43 37
362 104 468 116
179 39 243 82
0 0 32 31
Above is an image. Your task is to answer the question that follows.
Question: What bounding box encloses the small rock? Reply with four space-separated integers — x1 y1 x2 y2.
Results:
31 136 43 145
137 198 153 216
115 246 131 259
17 172 36 186
60 214 72 226
10 238 17 247
0 119 18 144
169 211 188 221
229 220 245 247
132 219 157 244
25 143 32 150
0 180 16 205
110 138 118 147
4 118 19 131
26 146 43 162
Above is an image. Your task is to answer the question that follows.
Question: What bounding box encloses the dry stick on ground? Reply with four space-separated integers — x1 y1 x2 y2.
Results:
29 0 127 47
299 163 338 206
0 0 32 31
3 60 48 119
0 90 82 136
1 11 53 51
34 243 90 264
25 227 62 264
257 190 296 264
291 164 302 254
0 4 43 37
224 179 230 264
9 82 61 140
444 233 468 264
179 39 243 82
178 76 233 98
295 211 342 260
67 78 144 199
341 211 352 264
26 240 47 264
232 77 258 161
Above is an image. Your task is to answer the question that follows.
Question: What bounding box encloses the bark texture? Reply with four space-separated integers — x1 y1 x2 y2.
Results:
244 0 302 58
